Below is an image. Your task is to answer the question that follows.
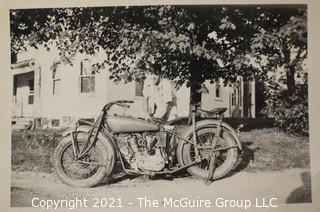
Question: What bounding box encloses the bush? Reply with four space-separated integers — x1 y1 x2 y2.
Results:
264 83 308 135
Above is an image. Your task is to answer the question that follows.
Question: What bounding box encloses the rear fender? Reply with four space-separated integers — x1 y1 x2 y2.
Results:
182 119 242 150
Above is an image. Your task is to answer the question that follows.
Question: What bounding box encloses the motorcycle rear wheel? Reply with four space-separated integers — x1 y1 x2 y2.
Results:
53 132 115 187
177 127 238 180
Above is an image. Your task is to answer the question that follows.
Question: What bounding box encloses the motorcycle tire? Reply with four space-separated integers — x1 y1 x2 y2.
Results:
53 132 115 187
177 126 238 180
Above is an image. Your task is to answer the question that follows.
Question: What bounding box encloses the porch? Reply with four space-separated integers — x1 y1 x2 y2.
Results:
11 59 41 129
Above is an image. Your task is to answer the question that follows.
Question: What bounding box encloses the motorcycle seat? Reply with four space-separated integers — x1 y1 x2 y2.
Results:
198 107 227 117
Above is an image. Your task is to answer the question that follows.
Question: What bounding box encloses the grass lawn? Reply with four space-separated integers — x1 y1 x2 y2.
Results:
11 128 310 174
237 128 309 172
11 129 63 173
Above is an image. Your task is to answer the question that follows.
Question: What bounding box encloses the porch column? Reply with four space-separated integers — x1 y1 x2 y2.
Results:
240 77 244 117
33 66 41 118
251 80 256 118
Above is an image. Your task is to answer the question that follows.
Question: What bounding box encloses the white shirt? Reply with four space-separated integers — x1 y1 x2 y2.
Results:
143 76 177 121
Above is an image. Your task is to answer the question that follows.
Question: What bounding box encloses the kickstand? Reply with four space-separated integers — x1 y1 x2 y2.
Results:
143 174 150 182
205 154 216 185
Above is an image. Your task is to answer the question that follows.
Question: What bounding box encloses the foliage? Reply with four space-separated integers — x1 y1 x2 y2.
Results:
250 9 308 134
251 9 307 95
263 80 308 135
10 5 305 87
10 5 309 134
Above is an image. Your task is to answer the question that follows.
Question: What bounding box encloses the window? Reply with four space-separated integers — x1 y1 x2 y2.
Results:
13 76 17 96
28 79 34 104
238 85 242 107
53 79 61 95
231 93 235 106
28 79 34 92
80 59 95 93
28 95 34 104
13 76 17 103
135 81 144 97
215 83 221 98
51 119 60 127
233 88 238 106
52 63 62 95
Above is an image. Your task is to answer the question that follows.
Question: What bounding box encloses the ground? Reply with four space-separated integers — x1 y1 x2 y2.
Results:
11 169 311 208
10 127 312 207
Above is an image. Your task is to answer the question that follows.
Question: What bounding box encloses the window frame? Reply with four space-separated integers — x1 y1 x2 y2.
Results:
51 119 60 128
52 78 61 95
52 62 62 95
80 59 96 94
26 78 35 104
231 93 235 106
28 94 34 105
28 79 34 92
135 80 144 97
215 82 222 99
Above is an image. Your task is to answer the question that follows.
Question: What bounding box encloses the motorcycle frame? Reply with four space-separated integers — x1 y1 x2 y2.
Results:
67 101 241 176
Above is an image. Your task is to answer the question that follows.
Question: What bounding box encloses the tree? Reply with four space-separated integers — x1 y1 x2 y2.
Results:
10 5 306 106
251 9 307 96
250 9 308 134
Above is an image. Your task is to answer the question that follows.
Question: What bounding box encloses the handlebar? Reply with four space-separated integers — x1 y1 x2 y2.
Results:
102 100 134 112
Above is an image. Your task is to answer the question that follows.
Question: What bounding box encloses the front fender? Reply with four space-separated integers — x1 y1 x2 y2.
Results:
62 125 116 148
62 125 91 137
182 119 242 150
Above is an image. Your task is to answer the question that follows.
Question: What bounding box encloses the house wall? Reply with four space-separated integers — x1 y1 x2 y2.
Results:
17 47 109 127
201 78 254 118
13 45 254 128
104 73 191 119
201 80 234 117
40 60 109 126
15 46 191 128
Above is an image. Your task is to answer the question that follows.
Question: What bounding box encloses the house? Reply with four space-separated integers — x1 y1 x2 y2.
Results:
201 79 256 118
11 47 255 129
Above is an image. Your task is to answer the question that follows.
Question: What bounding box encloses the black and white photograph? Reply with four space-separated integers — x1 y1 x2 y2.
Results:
2 1 319 211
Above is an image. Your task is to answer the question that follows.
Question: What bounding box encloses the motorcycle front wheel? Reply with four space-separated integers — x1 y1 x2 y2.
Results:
53 132 115 187
177 126 239 180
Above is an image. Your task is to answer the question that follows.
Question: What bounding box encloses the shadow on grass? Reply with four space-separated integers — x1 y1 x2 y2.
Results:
233 141 258 173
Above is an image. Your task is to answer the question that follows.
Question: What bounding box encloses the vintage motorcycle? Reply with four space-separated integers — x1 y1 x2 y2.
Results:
53 100 243 187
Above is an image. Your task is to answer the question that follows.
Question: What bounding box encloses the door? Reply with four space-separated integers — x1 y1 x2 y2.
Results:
14 72 35 117
243 81 252 117
230 83 242 117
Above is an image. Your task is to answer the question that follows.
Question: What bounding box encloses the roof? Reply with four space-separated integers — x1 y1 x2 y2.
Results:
11 59 35 75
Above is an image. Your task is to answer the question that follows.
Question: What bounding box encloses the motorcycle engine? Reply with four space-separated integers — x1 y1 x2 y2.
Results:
117 133 167 172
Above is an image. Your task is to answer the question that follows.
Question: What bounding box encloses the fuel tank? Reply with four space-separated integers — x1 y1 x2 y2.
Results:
105 115 159 133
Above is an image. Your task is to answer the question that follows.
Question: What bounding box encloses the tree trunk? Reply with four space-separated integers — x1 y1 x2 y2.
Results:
189 61 203 108
187 61 203 124
286 65 296 96
283 49 296 96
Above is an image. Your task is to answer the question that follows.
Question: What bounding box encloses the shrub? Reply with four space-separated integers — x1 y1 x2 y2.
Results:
264 83 308 135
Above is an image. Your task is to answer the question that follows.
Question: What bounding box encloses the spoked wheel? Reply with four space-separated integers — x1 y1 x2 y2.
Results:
177 127 238 180
53 132 115 187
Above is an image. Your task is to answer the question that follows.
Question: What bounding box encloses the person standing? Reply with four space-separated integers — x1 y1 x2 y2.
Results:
143 64 177 122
